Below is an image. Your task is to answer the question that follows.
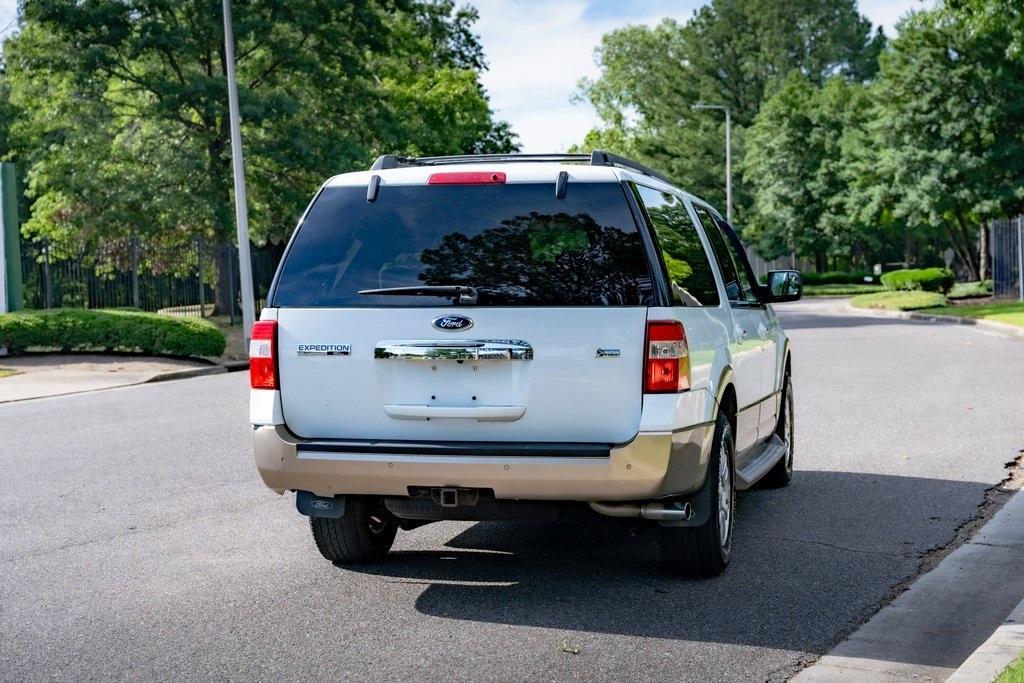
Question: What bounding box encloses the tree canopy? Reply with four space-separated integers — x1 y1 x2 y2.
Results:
0 0 514 310
575 0 884 214
580 0 1024 277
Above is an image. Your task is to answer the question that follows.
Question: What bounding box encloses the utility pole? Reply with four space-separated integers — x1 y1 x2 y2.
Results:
221 0 256 348
692 103 732 224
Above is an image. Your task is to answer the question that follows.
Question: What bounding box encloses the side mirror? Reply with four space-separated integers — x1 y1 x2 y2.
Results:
763 270 802 303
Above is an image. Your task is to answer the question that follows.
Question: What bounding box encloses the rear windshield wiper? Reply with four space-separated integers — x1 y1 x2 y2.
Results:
358 285 479 304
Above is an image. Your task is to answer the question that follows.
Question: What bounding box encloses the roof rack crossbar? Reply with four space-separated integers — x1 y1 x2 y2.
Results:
368 150 671 183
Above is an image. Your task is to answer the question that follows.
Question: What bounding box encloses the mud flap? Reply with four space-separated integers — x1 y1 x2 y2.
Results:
296 491 346 518
657 469 713 528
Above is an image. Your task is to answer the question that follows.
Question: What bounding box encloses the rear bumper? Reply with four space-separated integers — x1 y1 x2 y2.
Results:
252 422 713 502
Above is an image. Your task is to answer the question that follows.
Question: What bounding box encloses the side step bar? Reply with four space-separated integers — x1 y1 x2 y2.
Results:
735 435 787 490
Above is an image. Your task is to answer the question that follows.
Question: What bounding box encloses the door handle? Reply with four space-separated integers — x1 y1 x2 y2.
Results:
757 322 769 340
733 325 748 343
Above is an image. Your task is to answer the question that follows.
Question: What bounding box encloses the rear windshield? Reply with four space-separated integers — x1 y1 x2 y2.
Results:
272 182 653 307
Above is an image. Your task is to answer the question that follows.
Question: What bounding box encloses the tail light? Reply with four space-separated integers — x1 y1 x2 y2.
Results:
250 320 278 389
427 171 506 185
644 320 690 393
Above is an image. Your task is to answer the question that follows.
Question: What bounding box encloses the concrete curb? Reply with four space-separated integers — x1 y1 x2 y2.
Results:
143 364 226 383
947 597 1024 683
818 299 1024 342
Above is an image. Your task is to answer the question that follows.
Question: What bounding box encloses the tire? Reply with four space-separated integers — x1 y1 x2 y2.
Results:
309 497 398 564
760 372 794 488
659 412 734 577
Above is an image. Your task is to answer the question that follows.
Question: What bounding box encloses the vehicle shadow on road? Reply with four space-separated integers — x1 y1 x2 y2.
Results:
344 470 988 661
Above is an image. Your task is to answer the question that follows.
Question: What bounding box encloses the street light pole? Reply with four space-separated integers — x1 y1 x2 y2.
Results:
692 103 732 224
221 0 256 349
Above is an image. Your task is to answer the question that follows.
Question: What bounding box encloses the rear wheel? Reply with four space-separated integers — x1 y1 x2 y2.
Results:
761 373 794 488
309 497 398 564
659 412 734 577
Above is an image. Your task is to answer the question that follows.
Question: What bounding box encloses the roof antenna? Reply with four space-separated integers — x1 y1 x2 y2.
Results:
555 170 568 199
367 174 381 202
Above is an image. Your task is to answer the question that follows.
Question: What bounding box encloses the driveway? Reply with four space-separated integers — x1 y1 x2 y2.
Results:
1 300 1022 681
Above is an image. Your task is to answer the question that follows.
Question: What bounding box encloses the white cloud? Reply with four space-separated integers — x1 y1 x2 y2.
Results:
475 0 937 153
473 0 700 152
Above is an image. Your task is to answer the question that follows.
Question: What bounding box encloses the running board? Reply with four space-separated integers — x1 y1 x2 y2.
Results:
735 435 787 490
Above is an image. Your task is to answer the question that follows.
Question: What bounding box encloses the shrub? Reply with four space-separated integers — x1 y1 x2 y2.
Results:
880 268 955 293
850 290 948 311
801 271 875 285
948 280 993 299
0 309 226 357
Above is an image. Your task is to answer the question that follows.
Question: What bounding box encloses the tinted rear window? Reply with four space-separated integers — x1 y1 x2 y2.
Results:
272 182 653 307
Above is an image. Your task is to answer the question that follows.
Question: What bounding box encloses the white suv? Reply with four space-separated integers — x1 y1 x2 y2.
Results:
249 151 802 577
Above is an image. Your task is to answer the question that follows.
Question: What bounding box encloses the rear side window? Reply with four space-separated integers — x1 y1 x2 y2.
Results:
693 204 759 305
273 182 653 307
634 185 720 307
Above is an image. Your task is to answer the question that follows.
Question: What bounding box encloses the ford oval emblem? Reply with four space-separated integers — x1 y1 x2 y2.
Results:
432 315 474 331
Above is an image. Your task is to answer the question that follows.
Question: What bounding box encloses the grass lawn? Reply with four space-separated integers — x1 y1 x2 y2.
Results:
921 301 1024 329
0 367 19 379
948 280 993 299
997 651 1024 683
804 283 885 297
850 290 948 311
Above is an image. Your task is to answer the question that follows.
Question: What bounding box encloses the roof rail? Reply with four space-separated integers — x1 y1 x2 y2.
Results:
368 150 671 184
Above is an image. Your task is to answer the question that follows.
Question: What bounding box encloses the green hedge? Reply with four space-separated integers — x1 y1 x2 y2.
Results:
880 267 955 293
801 271 874 285
0 309 226 357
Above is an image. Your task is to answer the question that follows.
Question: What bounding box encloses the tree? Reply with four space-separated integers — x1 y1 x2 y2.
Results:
576 0 884 216
946 0 1024 59
2 0 515 313
860 10 1024 280
743 73 875 269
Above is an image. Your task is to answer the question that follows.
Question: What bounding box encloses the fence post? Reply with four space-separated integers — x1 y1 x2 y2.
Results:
1018 216 1023 302
43 241 52 309
227 244 236 326
197 238 205 318
0 162 24 313
130 233 140 309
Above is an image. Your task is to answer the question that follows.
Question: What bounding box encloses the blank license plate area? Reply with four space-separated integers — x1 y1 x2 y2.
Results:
374 358 529 409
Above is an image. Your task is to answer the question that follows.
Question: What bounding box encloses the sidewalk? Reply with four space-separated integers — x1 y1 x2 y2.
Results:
794 490 1024 682
0 354 226 402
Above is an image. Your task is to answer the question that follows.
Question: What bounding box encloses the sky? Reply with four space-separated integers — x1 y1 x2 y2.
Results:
0 0 935 152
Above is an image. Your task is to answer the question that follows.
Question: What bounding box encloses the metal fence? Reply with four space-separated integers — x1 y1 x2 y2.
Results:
20 238 284 319
991 217 1023 300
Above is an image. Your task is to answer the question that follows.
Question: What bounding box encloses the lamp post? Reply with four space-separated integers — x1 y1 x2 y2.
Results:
692 103 732 224
221 0 256 349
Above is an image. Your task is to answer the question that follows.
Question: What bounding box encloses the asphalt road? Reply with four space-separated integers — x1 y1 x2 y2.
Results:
2 299 1023 681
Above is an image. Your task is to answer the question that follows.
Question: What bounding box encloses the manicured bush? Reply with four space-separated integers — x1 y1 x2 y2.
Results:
0 309 226 357
880 267 955 293
850 290 948 311
801 271 875 285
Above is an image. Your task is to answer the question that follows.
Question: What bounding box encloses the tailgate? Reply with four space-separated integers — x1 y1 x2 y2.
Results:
277 307 647 442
